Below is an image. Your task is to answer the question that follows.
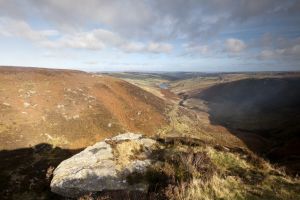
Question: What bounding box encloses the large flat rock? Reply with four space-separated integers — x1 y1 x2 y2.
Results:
50 133 158 198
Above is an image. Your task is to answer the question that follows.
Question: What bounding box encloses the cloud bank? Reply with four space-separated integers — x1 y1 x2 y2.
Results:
0 0 299 71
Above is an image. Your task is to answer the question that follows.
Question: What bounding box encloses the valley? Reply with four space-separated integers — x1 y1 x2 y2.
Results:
112 71 300 173
1 67 300 199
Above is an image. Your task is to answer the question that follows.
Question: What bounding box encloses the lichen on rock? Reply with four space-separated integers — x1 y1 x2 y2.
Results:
50 132 159 198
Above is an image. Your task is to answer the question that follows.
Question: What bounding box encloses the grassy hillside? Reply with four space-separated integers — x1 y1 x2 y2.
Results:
194 78 300 174
154 138 300 200
0 67 167 149
1 68 300 199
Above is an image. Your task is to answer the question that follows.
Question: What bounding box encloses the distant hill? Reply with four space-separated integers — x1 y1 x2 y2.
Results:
191 77 300 173
0 67 167 149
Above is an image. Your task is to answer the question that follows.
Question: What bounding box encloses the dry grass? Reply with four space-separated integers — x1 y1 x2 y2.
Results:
119 137 300 200
0 67 168 149
168 144 300 200
113 140 143 171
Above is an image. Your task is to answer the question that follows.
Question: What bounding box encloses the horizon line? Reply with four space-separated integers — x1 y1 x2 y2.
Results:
1 65 300 74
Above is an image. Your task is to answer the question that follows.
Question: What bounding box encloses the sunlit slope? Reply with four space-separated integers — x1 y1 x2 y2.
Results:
0 67 167 149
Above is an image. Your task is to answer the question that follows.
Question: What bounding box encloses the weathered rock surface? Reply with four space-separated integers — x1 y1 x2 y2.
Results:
50 133 158 198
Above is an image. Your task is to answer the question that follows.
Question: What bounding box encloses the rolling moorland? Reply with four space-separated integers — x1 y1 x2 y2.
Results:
114 72 300 173
0 67 167 150
1 67 300 199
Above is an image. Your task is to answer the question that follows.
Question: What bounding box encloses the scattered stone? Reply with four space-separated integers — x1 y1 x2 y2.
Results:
72 115 79 119
28 90 36 94
108 123 112 128
57 104 64 109
63 114 71 120
46 166 55 180
2 102 10 106
44 133 54 140
23 102 30 108
109 132 142 141
92 74 103 77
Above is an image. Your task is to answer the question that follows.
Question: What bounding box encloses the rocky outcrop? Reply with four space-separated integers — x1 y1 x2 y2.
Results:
50 133 159 198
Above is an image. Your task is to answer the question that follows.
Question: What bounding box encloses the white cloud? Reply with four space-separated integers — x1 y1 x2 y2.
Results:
146 42 173 53
43 29 173 53
41 29 118 50
225 38 246 53
259 45 300 60
258 37 300 61
120 42 172 53
184 44 210 55
1 0 297 43
286 44 300 57
259 50 275 59
120 42 144 52
0 0 299 70
0 17 172 54
0 17 59 41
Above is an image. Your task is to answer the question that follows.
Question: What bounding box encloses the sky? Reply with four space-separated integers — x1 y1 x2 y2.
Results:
0 0 300 72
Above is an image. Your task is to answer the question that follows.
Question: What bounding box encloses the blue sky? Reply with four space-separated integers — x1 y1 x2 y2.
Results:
0 0 299 72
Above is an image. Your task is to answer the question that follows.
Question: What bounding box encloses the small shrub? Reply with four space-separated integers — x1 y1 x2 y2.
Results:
126 145 216 199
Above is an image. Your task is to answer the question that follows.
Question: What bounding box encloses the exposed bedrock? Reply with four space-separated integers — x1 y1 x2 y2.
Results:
50 133 158 198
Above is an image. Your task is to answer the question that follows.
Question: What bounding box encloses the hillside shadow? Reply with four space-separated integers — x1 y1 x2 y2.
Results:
196 77 300 174
52 170 149 200
0 144 160 200
0 143 83 200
